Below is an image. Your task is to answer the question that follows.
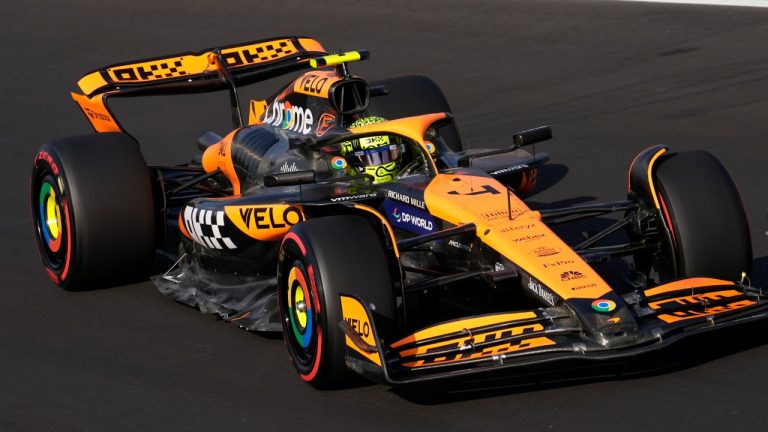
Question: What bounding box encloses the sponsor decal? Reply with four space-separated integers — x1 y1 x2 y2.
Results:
481 210 509 221
182 207 237 250
383 199 435 235
571 283 598 291
220 39 296 68
82 106 111 122
110 59 188 82
591 299 617 313
315 113 335 137
607 317 622 324
448 239 472 252
225 205 304 241
542 259 575 269
279 161 299 173
530 246 560 257
262 99 314 135
648 290 756 323
331 156 347 170
239 205 303 229
340 295 381 365
387 190 426 209
512 233 546 243
560 270 585 281
425 141 436 154
400 325 554 368
298 73 331 95
527 278 556 306
346 316 371 338
499 222 535 232
35 151 59 175
248 99 268 125
448 184 501 196
107 40 298 83
489 164 529 176
330 193 378 202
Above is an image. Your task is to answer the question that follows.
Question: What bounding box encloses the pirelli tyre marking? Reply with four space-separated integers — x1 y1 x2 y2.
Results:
183 207 236 250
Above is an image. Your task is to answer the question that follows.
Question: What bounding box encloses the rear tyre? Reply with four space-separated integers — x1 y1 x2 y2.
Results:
278 215 394 388
637 150 751 282
31 133 156 290
369 75 463 152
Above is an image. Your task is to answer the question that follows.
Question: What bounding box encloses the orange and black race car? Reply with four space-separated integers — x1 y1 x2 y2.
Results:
31 36 767 388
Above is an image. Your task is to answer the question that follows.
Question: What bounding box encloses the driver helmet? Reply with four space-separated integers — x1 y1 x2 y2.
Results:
340 116 403 184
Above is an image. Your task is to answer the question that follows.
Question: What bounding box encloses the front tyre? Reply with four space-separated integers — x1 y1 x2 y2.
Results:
278 216 394 388
633 150 751 282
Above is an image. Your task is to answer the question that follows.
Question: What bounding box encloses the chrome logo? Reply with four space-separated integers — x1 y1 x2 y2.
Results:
591 299 616 313
425 141 436 154
331 156 347 170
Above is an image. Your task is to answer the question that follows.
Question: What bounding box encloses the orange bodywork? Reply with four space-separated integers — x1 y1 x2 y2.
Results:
70 92 121 132
247 99 269 126
350 113 447 172
340 295 382 366
644 277 734 297
201 130 240 195
401 335 555 369
391 311 538 348
224 204 305 241
627 146 667 209
72 37 327 132
292 70 341 98
424 174 612 302
648 289 756 323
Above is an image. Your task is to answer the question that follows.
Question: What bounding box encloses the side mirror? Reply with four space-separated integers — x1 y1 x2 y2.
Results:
513 126 552 147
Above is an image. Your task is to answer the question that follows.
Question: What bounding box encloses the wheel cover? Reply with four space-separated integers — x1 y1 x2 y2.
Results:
39 182 63 252
34 174 70 276
287 264 313 350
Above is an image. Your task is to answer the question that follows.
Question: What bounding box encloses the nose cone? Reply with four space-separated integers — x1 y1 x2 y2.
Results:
565 293 641 348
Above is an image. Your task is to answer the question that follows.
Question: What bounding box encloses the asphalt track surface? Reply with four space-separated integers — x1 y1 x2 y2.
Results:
2 1 768 431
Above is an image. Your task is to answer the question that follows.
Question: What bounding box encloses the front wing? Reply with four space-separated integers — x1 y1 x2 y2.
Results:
339 278 768 384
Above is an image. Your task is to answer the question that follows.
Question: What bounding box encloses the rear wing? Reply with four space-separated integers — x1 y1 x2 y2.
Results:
71 36 327 132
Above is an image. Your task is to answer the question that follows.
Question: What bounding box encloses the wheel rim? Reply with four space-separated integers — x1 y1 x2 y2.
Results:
285 259 317 371
33 174 69 273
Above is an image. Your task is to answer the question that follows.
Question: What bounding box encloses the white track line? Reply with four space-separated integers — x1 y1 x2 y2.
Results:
613 0 768 7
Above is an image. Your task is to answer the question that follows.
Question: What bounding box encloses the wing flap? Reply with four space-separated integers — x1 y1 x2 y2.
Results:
77 36 327 96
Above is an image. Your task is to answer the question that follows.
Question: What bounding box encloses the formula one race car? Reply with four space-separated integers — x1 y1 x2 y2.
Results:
31 36 767 388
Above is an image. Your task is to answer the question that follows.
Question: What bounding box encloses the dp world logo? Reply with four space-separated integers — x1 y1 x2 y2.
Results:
383 200 434 235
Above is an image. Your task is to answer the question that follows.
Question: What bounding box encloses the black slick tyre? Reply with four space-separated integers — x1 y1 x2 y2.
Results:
31 133 156 290
277 215 393 389
651 150 751 281
369 75 463 152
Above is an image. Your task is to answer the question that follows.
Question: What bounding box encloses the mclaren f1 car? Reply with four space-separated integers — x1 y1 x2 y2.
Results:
31 36 767 388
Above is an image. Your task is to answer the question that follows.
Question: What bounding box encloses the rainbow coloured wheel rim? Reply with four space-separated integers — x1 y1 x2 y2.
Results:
33 172 71 281
285 260 317 368
38 181 63 254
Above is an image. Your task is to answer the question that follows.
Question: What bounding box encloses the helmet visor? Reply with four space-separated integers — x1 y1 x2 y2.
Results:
349 144 403 167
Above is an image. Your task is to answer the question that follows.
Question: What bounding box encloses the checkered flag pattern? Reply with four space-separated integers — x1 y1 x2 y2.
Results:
183 207 237 250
